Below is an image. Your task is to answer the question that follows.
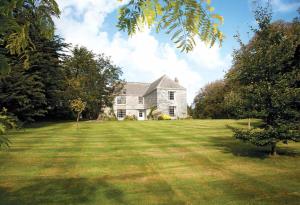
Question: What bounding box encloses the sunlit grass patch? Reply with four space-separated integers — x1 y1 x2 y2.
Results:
0 119 299 205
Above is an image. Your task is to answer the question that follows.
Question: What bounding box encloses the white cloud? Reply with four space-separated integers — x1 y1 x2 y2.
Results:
54 0 231 104
261 0 300 12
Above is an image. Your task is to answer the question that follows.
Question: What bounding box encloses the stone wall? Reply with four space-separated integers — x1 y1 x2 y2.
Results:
156 88 187 119
144 90 157 109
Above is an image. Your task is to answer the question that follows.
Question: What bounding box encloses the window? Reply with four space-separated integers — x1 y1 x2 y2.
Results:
117 109 126 118
168 91 175 100
169 106 175 117
139 110 143 118
116 96 126 104
138 97 143 104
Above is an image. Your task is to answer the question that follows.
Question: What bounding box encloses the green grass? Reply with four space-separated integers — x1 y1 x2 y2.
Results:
0 120 299 205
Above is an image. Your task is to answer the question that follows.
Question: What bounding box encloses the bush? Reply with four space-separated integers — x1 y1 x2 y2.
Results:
98 113 117 121
158 114 171 120
124 115 137 121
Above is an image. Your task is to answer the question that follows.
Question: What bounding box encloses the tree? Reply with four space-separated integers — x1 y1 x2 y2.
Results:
0 108 16 149
224 68 254 129
117 0 224 52
0 32 69 122
70 98 86 128
193 80 229 119
64 46 124 119
29 35 70 119
229 7 300 155
0 0 60 73
0 52 47 122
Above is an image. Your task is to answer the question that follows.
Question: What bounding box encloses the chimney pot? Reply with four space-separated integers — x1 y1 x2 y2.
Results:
174 77 179 83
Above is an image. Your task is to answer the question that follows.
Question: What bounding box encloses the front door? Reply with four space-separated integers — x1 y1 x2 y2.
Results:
138 110 145 120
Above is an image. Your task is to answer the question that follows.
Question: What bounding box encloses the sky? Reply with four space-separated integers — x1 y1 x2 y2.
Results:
53 0 300 104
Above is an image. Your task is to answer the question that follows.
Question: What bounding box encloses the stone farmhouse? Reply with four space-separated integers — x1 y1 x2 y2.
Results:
113 75 187 120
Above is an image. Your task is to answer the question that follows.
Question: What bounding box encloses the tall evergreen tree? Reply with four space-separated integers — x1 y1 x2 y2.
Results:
0 0 60 73
29 35 70 119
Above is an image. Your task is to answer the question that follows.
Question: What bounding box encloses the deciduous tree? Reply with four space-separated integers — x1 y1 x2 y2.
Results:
117 0 224 52
229 7 300 155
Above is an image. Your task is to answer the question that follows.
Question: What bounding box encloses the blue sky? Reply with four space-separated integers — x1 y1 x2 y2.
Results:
54 0 299 103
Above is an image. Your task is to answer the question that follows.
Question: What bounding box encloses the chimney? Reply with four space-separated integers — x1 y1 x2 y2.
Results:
174 77 179 83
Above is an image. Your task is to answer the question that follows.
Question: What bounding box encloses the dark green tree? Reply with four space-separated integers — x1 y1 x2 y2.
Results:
29 35 70 119
0 32 69 121
193 80 229 119
64 46 124 119
0 0 60 73
0 53 47 121
229 7 300 155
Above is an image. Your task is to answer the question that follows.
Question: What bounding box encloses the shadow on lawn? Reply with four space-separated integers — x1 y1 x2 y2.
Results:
0 177 124 205
207 136 299 159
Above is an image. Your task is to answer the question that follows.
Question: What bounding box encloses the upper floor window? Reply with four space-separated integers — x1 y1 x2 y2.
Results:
138 97 143 104
122 89 127 95
116 96 126 104
168 91 175 100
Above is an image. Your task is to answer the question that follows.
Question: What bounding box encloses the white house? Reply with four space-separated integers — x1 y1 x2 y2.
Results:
113 75 187 120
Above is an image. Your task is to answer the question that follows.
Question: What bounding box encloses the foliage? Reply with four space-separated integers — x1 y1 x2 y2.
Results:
70 98 86 126
117 0 224 52
0 0 60 73
97 108 117 121
158 114 171 120
64 46 124 119
0 108 17 149
233 126 299 150
0 55 47 122
98 114 117 121
0 35 68 122
124 115 137 121
228 6 300 155
147 106 158 120
70 98 86 113
192 80 229 119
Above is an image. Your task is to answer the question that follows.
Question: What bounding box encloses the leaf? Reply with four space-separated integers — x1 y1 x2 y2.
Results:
212 14 224 25
0 54 11 75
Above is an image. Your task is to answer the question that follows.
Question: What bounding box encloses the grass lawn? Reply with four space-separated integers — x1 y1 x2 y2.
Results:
0 120 299 205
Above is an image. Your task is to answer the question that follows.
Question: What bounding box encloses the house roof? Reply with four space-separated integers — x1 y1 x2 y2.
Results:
124 82 150 96
124 75 185 96
143 75 185 96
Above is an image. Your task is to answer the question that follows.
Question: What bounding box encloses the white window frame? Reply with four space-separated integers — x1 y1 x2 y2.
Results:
169 106 176 117
116 96 126 104
117 109 126 118
138 97 144 104
168 91 175 100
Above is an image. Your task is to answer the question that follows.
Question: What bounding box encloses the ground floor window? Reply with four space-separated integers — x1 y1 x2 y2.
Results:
139 110 143 118
117 109 126 118
169 106 175 117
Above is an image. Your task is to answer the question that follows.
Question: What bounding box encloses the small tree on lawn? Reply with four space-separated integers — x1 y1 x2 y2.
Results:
70 98 86 128
228 6 300 155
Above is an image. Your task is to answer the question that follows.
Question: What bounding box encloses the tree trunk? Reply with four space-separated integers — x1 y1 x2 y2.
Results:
76 112 80 129
270 142 277 156
97 112 102 121
248 118 251 129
